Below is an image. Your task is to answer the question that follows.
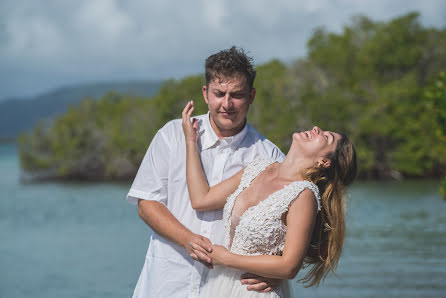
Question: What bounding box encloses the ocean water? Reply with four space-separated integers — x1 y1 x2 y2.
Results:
1 144 445 297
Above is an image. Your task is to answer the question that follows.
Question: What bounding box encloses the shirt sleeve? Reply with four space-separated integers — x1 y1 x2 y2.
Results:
272 145 286 163
126 126 171 206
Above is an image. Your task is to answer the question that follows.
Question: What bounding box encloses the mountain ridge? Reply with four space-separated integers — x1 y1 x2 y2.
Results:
0 80 162 138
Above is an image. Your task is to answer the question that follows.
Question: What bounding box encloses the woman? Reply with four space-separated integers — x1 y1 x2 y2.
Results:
182 101 357 297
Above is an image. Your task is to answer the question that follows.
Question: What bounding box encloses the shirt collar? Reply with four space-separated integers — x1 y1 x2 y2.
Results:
199 112 249 151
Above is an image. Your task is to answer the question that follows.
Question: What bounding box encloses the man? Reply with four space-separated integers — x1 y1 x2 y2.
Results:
126 46 285 298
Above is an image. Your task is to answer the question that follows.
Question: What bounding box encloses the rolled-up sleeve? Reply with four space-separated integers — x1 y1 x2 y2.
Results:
273 146 285 162
126 128 171 206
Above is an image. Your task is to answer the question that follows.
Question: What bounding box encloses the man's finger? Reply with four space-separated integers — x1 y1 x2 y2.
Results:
246 282 268 291
241 275 279 292
189 240 210 255
200 237 213 252
189 251 212 269
189 241 210 257
240 273 257 280
241 278 264 285
193 237 212 253
194 249 212 264
199 260 213 269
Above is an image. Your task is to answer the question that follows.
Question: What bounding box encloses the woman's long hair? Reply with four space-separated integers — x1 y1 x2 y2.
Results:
300 134 357 287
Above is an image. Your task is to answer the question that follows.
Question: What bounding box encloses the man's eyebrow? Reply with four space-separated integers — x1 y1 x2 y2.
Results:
230 91 246 95
330 132 335 143
230 88 249 94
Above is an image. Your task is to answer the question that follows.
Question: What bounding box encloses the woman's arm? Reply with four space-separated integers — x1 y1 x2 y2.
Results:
210 188 318 279
182 101 243 211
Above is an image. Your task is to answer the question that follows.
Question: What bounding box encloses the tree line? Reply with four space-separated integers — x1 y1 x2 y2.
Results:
18 12 446 190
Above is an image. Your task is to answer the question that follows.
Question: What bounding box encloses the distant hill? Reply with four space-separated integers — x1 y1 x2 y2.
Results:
0 80 161 138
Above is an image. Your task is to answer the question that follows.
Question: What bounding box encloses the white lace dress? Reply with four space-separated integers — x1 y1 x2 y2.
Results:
200 158 321 298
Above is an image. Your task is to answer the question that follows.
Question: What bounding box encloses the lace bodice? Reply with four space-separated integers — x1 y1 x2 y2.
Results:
223 158 321 256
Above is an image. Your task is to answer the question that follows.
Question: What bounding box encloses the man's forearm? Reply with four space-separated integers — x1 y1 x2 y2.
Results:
138 199 213 265
137 199 192 247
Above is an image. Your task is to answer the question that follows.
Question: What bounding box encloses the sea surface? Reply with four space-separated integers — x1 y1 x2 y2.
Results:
1 144 445 297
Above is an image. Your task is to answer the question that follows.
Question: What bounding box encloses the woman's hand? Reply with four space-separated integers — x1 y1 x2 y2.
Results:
210 245 231 266
182 100 198 144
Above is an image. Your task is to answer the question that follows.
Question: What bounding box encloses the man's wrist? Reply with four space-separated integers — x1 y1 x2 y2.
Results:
180 231 194 248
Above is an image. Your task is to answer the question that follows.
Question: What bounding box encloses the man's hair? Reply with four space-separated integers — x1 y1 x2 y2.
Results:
205 46 256 89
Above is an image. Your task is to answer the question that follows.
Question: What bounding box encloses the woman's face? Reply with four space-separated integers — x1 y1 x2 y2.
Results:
292 126 342 167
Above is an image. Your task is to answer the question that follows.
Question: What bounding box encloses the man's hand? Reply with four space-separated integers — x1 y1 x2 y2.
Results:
240 273 281 293
185 234 214 269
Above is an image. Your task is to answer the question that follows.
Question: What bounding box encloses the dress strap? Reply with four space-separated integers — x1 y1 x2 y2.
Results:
239 158 276 189
280 180 321 213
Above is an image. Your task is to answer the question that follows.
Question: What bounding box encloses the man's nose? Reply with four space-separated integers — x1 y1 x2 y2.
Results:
312 126 321 134
222 95 233 109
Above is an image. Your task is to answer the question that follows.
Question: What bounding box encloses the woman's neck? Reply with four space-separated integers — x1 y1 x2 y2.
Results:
277 157 303 181
276 149 312 182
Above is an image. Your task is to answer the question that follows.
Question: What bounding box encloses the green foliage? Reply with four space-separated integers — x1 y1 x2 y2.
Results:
17 76 206 180
0 80 161 138
441 177 446 200
18 12 446 180
152 76 206 125
293 12 446 178
248 59 296 151
18 92 161 179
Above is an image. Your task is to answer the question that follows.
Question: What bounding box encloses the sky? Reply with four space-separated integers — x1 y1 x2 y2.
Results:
1 0 445 100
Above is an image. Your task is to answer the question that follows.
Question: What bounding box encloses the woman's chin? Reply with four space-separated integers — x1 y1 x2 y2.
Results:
292 132 301 143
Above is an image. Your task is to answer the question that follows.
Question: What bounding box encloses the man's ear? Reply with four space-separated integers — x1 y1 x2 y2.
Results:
202 86 209 105
316 157 332 169
249 88 256 104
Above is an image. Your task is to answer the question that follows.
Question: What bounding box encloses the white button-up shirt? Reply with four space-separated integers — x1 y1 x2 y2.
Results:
127 113 284 298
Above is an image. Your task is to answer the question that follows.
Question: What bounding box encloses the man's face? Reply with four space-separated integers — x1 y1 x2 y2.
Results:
202 75 255 138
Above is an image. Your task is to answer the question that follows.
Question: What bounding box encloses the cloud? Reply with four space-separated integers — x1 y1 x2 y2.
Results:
0 0 445 99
